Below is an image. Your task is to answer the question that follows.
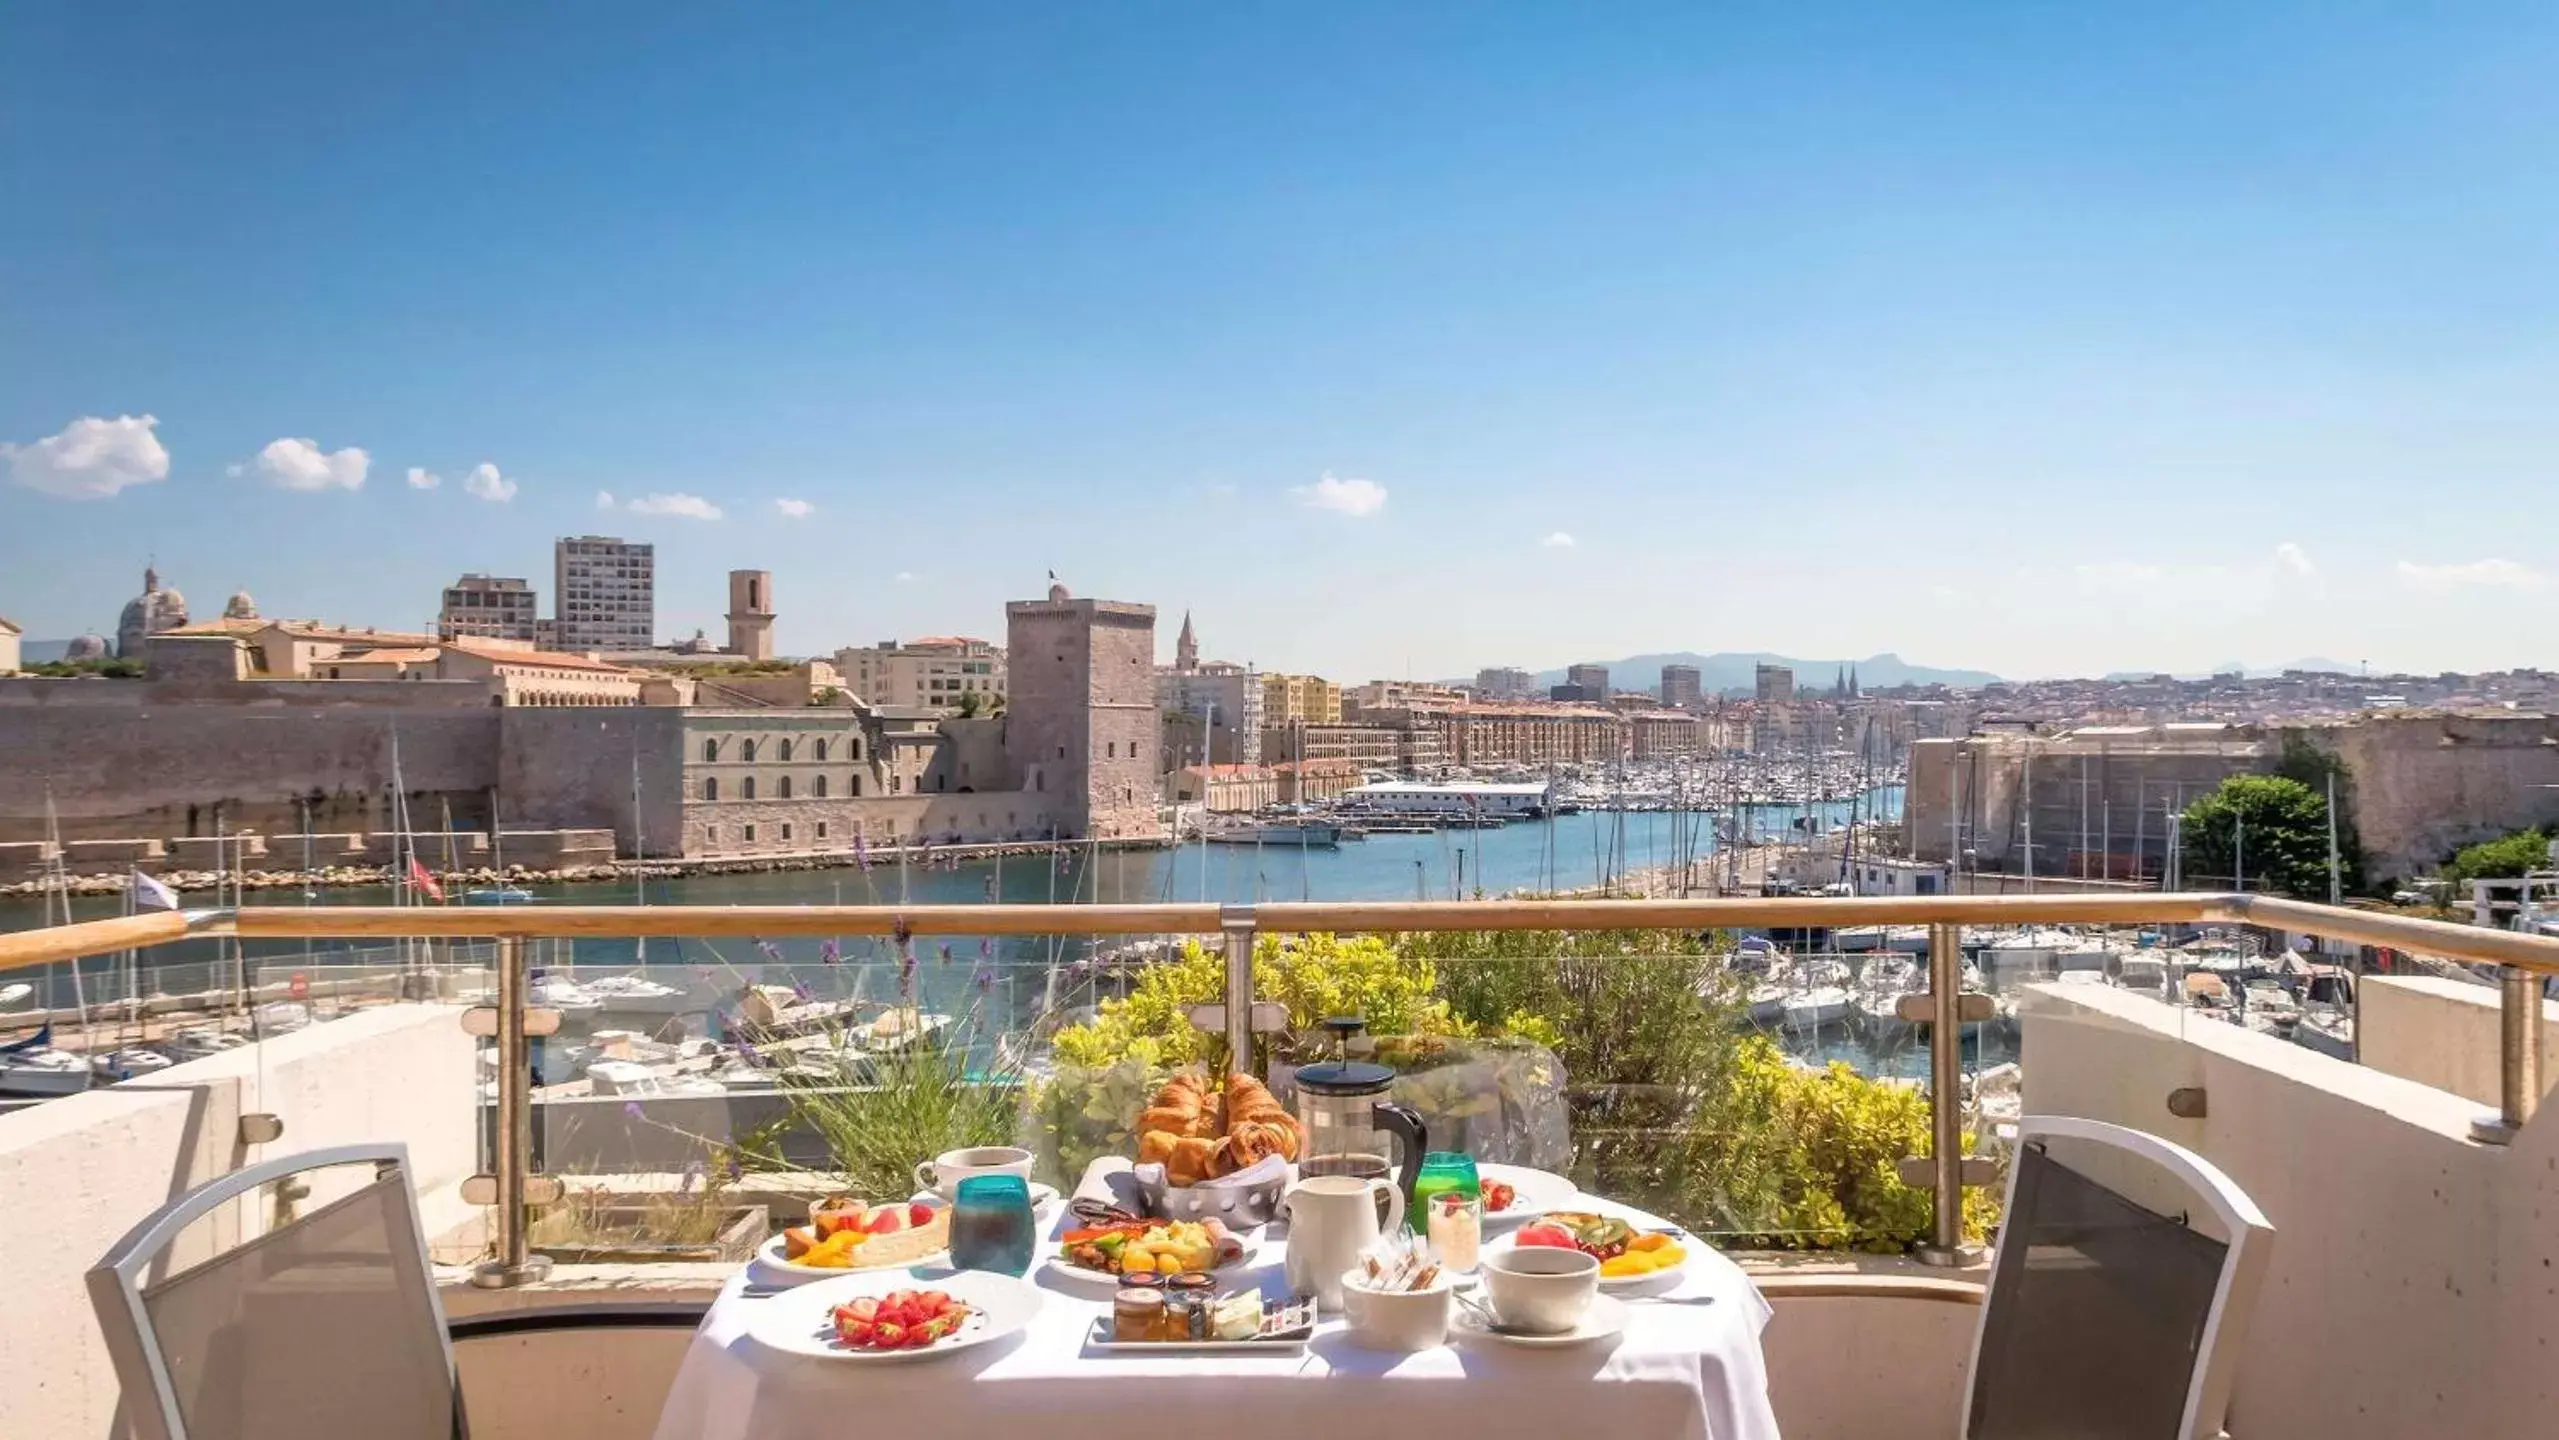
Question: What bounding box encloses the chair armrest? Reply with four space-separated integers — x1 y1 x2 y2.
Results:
448 1302 710 1342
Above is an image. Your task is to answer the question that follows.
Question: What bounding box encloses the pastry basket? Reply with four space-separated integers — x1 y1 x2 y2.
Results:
1133 1165 1293 1227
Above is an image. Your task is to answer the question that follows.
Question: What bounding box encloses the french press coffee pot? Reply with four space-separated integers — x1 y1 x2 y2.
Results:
1291 1016 1427 1202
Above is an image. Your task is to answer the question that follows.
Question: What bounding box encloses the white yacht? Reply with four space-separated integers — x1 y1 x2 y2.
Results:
253 1001 312 1036
578 974 692 1017
157 1026 251 1063
0 1040 94 1097
92 1048 174 1082
1853 956 1922 1044
583 1059 728 1098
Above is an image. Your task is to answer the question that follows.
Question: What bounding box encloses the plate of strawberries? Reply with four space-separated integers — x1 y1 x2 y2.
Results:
747 1268 1043 1362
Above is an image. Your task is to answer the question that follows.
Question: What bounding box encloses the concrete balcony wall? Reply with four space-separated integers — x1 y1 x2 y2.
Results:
2357 972 2559 1110
0 1004 477 1440
2020 982 2559 1439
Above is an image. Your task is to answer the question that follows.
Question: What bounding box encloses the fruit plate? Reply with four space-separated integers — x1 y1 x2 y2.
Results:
1474 1163 1577 1229
752 1206 951 1282
745 1268 1040 1362
1486 1222 1694 1290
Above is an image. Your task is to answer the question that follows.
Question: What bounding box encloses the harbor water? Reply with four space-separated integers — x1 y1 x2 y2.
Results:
0 791 1988 1077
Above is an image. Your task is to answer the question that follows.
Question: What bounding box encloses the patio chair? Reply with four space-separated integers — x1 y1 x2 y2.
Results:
1963 1115 2274 1440
86 1142 705 1440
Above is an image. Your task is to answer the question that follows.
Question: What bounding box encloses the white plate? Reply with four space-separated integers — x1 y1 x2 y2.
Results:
1454 1291 1629 1347
752 1230 952 1282
1079 1311 1316 1356
1474 1163 1577 1228
1039 1249 1257 1294
1482 1227 1694 1290
745 1267 1041 1362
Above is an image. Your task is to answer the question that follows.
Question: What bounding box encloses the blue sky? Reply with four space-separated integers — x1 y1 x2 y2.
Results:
5 2 2557 680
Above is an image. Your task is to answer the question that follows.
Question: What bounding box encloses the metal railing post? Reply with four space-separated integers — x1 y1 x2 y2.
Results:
2473 964 2544 1145
1221 905 1258 1078
1917 921 1983 1267
471 933 552 1288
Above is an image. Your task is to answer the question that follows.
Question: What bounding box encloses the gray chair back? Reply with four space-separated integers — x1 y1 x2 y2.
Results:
1964 1115 2273 1440
87 1143 459 1440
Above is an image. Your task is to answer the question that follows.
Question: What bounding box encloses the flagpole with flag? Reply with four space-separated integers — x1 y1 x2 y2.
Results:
130 870 180 912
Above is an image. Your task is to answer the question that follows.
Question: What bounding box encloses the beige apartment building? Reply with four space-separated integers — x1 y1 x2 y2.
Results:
438 575 539 643
833 636 1006 713
1433 703 1622 766
1262 672 1342 726
0 617 19 676
1628 710 1705 758
1265 722 1401 769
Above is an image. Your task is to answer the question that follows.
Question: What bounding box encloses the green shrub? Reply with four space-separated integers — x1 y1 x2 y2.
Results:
2443 828 2552 888
1034 926 1996 1253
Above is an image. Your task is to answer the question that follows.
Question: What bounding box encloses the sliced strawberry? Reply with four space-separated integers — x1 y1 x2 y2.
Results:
864 1205 913 1235
917 1290 952 1316
872 1320 906 1349
909 1202 936 1228
843 1297 880 1324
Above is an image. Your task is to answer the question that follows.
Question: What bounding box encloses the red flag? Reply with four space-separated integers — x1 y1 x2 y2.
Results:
407 855 446 902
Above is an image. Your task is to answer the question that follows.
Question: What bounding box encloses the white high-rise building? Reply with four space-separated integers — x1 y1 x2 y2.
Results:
552 536 655 653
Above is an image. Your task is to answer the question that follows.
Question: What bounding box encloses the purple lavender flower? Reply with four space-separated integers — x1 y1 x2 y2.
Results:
819 938 842 966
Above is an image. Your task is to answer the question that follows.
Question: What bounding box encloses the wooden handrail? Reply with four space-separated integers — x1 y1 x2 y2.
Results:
0 909 206 975
5 891 2559 976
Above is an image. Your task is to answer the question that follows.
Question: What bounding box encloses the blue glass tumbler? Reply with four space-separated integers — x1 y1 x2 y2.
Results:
949 1174 1037 1276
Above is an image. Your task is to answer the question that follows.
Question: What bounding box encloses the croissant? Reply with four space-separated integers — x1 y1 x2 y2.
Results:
1220 1119 1295 1171
1161 1135 1225 1188
1221 1073 1302 1160
1139 1073 1221 1141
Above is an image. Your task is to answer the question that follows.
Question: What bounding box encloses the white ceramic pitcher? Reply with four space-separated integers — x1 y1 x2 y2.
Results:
1282 1173 1406 1312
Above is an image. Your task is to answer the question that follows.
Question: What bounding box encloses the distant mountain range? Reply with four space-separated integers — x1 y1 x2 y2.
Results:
1489 651 2003 697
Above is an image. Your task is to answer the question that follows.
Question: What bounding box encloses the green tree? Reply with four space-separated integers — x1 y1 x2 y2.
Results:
955 689 986 718
2179 775 2353 896
2442 828 2553 888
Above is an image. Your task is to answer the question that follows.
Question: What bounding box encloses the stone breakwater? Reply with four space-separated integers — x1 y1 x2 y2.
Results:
1 834 1178 900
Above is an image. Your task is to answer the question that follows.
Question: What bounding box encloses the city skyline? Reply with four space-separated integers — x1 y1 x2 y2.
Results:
8 4 2559 678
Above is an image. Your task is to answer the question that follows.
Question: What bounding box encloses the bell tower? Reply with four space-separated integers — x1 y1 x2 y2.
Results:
725 569 775 660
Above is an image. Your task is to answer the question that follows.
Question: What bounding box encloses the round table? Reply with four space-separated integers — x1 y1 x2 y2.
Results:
649 1194 1779 1440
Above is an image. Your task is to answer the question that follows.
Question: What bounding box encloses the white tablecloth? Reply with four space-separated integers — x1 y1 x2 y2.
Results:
650 1195 1779 1440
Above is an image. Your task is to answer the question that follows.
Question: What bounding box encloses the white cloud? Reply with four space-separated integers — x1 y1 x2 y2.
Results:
1292 472 1388 517
626 491 722 520
895 571 916 583
253 436 369 492
595 490 616 510
406 467 441 490
2273 542 2314 576
2395 558 2547 592
3 415 172 500
773 497 814 519
1541 531 1576 549
462 462 517 503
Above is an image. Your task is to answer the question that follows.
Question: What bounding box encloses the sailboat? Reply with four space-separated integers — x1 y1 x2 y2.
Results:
4 796 97 1097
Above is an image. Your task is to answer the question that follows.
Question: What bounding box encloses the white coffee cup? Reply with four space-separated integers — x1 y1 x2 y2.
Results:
1339 1268 1456 1352
1481 1245 1599 1334
913 1145 1032 1198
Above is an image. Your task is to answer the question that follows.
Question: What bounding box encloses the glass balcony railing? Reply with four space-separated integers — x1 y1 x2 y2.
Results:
4 890 2552 1289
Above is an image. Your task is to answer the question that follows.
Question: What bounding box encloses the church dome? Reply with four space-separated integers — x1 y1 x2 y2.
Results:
1047 582 1071 602
223 590 257 620
65 634 110 662
117 566 189 658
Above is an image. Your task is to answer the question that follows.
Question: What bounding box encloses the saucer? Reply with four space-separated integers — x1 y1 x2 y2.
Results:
1453 1292 1629 1347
